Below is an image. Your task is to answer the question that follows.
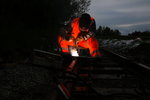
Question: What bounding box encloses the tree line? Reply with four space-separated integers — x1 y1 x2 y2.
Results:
96 26 121 38
96 26 150 40
128 31 150 37
0 0 149 52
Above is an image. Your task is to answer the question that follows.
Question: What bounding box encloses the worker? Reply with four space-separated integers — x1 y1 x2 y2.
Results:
58 13 101 57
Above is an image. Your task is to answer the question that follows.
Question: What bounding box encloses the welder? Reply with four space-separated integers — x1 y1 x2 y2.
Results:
58 13 101 57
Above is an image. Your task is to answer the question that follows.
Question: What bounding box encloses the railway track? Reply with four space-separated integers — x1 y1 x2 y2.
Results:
1 49 149 100
32 49 150 100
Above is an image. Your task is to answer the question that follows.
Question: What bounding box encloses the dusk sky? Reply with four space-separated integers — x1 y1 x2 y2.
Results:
88 0 150 35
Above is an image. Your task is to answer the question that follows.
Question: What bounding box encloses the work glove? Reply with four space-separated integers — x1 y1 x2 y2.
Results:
76 31 94 43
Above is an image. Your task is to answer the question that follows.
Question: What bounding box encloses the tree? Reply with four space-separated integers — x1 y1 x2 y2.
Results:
70 0 91 16
128 31 150 38
96 26 121 38
0 0 91 51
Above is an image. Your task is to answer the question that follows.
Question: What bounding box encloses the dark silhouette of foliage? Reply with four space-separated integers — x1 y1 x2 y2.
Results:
0 0 91 51
128 31 150 37
127 31 150 40
96 26 121 38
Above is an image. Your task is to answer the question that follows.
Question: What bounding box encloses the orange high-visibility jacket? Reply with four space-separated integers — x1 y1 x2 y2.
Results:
71 17 95 39
58 17 101 57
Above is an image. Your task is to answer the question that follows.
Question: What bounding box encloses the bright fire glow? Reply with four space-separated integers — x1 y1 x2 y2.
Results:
70 48 79 57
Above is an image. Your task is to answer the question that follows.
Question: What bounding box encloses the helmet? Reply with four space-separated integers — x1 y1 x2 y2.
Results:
79 13 91 30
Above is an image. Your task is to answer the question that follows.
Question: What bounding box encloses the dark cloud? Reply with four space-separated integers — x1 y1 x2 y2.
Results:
88 0 150 34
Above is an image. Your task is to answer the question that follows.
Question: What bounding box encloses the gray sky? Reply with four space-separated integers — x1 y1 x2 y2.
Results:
87 0 150 35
